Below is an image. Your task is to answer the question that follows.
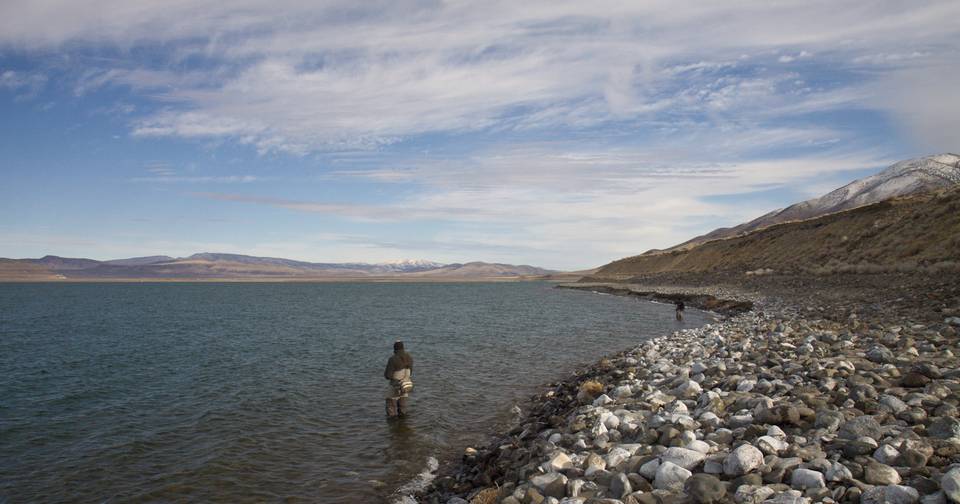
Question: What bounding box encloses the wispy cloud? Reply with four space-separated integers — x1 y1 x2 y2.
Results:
2 1 956 153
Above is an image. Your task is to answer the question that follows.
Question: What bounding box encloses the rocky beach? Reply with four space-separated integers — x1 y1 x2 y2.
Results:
412 273 960 504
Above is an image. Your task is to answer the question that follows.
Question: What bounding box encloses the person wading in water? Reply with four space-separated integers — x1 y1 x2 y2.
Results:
675 300 685 321
384 341 414 418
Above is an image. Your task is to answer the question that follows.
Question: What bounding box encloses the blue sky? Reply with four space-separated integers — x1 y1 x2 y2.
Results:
1 1 958 270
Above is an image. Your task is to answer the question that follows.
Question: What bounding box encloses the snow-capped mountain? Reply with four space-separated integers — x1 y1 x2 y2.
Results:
371 259 447 273
669 153 960 251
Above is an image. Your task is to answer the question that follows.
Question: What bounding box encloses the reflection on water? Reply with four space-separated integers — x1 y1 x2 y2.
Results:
0 282 711 503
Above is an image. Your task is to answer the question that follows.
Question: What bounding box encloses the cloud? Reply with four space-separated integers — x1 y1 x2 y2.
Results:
0 69 47 99
1 1 956 153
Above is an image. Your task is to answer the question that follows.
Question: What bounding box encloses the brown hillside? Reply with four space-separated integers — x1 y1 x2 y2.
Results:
591 185 960 280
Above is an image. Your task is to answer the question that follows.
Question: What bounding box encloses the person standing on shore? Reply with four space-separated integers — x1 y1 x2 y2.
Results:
675 300 685 321
384 341 414 418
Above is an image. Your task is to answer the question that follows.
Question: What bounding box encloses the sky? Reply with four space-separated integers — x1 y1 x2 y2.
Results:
0 1 958 270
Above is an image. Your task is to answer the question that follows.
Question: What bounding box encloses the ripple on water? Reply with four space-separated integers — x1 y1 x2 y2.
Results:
0 282 711 503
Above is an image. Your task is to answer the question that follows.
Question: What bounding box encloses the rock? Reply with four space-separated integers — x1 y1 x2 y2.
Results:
593 394 614 407
757 435 789 455
928 417 960 440
867 346 896 363
865 462 902 485
860 485 920 504
584 453 606 476
941 467 960 502
724 444 765 476
447 498 469 504
815 410 846 432
612 385 633 398
790 468 826 490
639 458 660 480
673 379 702 398
654 461 692 492
874 444 901 465
839 416 883 440
684 473 726 504
610 472 632 499
532 473 568 495
606 447 632 469
546 452 574 472
660 447 706 470
825 460 852 482
734 485 776 504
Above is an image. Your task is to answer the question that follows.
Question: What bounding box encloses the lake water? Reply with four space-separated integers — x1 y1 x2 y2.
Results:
0 282 710 503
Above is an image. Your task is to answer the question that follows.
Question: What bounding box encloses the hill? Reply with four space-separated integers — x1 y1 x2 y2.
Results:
0 253 556 281
669 153 960 251
589 184 960 280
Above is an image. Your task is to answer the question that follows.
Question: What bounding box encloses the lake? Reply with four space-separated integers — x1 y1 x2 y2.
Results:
0 282 710 503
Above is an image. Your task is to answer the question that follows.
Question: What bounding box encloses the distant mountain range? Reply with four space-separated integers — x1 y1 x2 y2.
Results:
0 253 556 281
666 153 960 252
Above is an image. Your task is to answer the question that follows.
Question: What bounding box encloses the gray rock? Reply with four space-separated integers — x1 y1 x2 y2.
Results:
839 416 883 440
724 444 765 476
610 472 632 499
942 467 960 502
865 462 902 485
684 473 726 504
867 346 896 363
815 410 845 431
860 485 920 504
928 417 960 440
447 498 469 504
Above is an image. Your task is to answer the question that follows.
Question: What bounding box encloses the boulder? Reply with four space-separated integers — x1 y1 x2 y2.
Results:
724 444 764 476
654 461 692 492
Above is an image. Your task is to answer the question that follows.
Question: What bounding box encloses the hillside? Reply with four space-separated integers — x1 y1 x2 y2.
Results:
588 184 960 280
669 153 960 251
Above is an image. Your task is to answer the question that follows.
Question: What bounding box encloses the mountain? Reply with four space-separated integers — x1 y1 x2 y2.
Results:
0 253 555 281
589 173 960 280
669 153 960 251
103 256 175 266
410 261 556 277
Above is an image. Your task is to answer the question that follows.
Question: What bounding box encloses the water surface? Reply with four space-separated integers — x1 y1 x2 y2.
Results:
0 282 710 503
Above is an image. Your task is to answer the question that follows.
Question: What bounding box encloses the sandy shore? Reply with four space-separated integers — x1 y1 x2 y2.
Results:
410 274 960 504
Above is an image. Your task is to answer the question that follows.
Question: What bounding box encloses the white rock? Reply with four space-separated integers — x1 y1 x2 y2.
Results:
654 461 692 492
737 379 757 392
767 425 787 439
558 498 586 504
605 447 631 469
757 435 789 455
603 414 620 430
734 484 776 504
590 420 607 438
724 444 765 476
861 485 920 504
942 467 960 502
825 461 852 482
790 468 826 490
612 385 633 398
548 433 562 444
593 394 613 406
660 447 706 470
674 379 702 398
686 440 711 454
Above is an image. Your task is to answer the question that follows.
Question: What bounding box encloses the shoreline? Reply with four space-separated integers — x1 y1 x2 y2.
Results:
411 278 960 504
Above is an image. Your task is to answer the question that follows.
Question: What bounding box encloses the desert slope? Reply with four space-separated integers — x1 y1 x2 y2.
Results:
670 153 960 251
588 185 960 280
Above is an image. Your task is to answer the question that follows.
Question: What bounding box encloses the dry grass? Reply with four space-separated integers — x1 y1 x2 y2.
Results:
469 487 498 504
